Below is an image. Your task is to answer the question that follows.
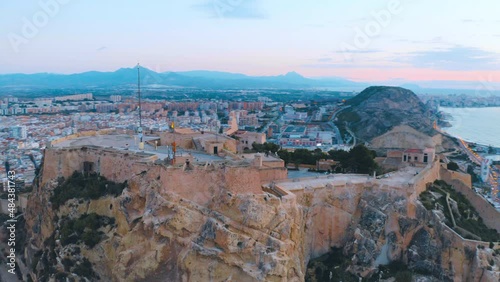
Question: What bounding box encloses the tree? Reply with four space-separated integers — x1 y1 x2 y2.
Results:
264 142 280 153
488 146 495 154
467 165 479 183
292 149 315 165
328 149 349 162
332 145 378 174
447 161 459 171
277 150 291 166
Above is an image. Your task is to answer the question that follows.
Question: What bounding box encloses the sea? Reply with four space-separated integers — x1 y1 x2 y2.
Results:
439 107 500 149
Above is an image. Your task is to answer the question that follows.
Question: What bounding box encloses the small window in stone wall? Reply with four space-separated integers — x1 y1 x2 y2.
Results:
83 161 94 174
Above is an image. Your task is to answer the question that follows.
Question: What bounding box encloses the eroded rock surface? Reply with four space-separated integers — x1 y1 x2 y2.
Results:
23 165 500 281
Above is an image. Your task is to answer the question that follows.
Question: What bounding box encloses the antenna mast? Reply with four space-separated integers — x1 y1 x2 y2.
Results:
137 63 144 149
137 63 142 128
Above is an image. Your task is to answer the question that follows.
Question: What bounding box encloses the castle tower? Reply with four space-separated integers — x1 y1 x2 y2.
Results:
253 153 263 167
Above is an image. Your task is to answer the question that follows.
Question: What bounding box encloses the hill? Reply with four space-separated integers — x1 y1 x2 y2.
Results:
337 86 436 142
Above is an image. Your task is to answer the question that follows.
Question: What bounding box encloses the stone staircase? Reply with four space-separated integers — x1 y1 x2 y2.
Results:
193 138 203 151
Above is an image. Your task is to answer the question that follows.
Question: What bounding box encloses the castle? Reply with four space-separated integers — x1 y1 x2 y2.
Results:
20 129 500 281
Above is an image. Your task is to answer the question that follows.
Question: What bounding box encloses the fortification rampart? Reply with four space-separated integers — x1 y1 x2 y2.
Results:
439 165 472 187
447 178 500 233
405 158 441 217
41 146 287 206
42 146 156 186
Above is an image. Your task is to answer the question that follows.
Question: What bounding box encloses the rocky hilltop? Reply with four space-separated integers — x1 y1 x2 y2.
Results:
338 86 436 142
15 144 500 282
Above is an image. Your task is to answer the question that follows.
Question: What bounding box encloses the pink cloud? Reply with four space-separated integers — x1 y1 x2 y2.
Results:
302 68 500 82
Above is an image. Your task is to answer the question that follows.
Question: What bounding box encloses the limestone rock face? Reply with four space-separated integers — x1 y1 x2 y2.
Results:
23 164 499 281
24 172 305 281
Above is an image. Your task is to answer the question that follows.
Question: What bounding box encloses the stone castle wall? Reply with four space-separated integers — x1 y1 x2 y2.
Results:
447 179 500 233
440 165 472 187
31 143 500 281
42 147 156 186
42 146 287 207
159 132 195 149
159 166 265 206
406 158 441 218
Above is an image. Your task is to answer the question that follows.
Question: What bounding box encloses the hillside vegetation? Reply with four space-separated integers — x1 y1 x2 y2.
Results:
337 86 435 141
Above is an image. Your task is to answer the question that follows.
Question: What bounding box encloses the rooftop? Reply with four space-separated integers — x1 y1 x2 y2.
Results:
52 134 225 163
404 149 423 153
274 166 422 192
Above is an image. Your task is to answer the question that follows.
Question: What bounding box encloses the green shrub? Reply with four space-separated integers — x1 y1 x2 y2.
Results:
50 171 127 209
424 181 500 242
60 213 114 248
61 258 74 271
73 258 95 279
447 162 459 171
54 272 68 282
394 271 413 282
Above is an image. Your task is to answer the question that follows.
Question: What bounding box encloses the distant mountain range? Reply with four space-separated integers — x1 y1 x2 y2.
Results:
0 67 365 91
1 67 499 95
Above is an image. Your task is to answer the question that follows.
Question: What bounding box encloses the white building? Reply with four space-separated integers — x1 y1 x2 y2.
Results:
54 93 93 101
110 95 122 102
481 159 491 182
10 126 27 139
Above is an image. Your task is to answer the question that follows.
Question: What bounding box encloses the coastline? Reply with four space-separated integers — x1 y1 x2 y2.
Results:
438 107 500 149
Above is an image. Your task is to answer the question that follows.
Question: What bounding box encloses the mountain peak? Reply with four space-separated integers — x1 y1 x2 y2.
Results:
284 71 303 78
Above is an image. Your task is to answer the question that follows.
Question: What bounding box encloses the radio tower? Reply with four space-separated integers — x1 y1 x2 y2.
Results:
137 63 144 150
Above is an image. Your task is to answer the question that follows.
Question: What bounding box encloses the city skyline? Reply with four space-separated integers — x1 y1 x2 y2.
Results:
2 0 500 83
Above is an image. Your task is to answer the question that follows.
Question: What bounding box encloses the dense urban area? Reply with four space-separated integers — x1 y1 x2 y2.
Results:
1 91 499 202
1 87 500 281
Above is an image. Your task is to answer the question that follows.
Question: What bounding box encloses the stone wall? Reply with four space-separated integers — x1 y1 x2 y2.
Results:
263 160 285 168
41 147 156 186
440 165 472 187
159 132 238 153
436 165 499 233
258 167 287 183
41 146 287 207
406 158 441 218
159 132 195 149
29 144 500 281
448 178 500 233
163 166 255 198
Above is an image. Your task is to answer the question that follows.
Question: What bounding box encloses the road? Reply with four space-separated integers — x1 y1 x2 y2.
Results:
457 138 482 165
345 126 356 147
259 114 282 134
328 106 351 146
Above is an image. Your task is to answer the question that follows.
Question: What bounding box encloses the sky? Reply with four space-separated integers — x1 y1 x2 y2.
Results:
1 0 500 83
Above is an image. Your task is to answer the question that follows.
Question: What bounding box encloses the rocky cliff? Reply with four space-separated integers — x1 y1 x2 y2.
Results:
338 86 436 142
24 169 304 281
20 151 500 281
